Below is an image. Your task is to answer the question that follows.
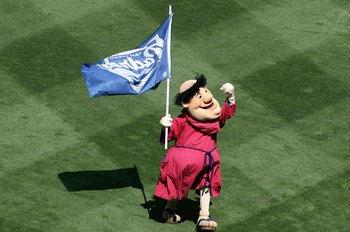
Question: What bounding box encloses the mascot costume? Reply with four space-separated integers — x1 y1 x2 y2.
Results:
154 74 236 231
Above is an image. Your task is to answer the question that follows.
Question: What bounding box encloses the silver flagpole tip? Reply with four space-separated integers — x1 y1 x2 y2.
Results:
169 5 172 15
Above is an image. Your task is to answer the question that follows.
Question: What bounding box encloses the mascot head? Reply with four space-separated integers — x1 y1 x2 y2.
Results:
175 74 221 121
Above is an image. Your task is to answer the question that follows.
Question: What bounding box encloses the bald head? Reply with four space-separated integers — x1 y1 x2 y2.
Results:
179 80 196 93
175 74 207 106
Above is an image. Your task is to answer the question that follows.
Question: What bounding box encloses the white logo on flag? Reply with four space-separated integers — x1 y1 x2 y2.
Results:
98 35 166 93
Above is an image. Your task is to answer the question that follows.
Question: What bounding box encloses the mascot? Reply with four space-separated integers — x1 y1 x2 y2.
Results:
154 74 236 231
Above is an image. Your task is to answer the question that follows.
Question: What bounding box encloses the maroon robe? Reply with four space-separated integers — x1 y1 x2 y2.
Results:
154 101 236 200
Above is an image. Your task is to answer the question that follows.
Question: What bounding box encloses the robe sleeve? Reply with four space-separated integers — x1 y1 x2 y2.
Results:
219 100 237 128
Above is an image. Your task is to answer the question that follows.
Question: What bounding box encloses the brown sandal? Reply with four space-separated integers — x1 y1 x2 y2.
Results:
196 217 217 231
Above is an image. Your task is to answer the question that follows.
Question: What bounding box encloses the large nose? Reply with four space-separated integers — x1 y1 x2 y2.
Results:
203 93 213 104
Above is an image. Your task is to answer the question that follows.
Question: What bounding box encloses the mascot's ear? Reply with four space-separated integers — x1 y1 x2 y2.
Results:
182 102 189 108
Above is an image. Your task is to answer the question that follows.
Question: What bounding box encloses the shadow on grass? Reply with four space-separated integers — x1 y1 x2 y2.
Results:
58 165 156 215
58 165 200 224
58 165 143 191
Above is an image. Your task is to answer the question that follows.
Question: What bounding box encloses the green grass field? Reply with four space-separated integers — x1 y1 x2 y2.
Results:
1 0 349 231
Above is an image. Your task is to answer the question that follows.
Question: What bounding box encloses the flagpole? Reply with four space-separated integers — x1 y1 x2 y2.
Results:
165 5 172 149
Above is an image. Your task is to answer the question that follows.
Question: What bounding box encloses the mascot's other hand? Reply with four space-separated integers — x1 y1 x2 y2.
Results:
160 114 173 128
220 83 234 97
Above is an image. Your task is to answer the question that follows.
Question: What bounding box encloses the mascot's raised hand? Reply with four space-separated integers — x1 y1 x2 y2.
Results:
220 83 235 104
160 114 173 128
220 83 234 97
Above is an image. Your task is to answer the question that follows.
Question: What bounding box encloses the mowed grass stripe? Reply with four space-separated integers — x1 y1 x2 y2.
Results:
0 1 49 48
230 123 349 197
292 96 350 161
132 0 244 40
222 169 350 231
0 72 90 174
0 0 122 48
240 0 350 51
239 52 348 121
0 25 96 94
305 34 350 84
215 165 277 223
31 0 125 26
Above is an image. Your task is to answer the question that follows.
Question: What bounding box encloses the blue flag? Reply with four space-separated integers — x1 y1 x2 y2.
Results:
81 14 172 97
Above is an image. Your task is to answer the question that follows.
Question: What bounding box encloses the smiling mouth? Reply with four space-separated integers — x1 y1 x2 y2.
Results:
201 102 214 109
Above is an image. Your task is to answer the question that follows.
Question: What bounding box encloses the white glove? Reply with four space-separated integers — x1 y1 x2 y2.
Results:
160 114 173 128
220 83 234 97
220 83 236 105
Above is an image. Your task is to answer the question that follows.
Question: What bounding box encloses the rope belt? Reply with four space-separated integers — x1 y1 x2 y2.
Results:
174 145 217 187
